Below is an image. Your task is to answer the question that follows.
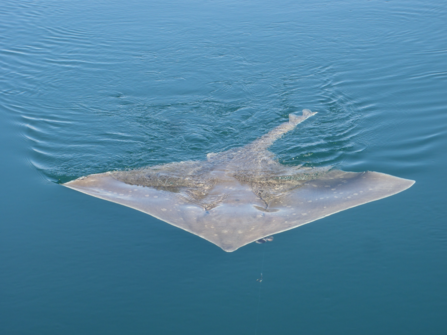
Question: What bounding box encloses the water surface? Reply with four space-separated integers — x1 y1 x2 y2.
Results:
1 0 446 334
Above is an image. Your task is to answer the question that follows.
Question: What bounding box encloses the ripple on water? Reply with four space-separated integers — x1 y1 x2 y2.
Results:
1 0 445 186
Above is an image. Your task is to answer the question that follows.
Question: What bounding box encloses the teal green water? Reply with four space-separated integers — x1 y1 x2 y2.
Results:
1 0 446 333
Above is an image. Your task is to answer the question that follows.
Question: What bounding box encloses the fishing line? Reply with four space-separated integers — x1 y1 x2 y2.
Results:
255 243 266 335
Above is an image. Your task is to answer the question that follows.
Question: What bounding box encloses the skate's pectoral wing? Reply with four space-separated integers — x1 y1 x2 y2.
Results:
64 110 414 252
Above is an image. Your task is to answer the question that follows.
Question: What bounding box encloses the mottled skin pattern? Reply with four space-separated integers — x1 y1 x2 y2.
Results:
64 110 414 251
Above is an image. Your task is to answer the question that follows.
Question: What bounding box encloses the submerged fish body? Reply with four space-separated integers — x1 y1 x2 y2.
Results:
64 110 414 252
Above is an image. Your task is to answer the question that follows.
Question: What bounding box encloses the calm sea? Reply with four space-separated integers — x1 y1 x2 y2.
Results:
1 0 446 334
